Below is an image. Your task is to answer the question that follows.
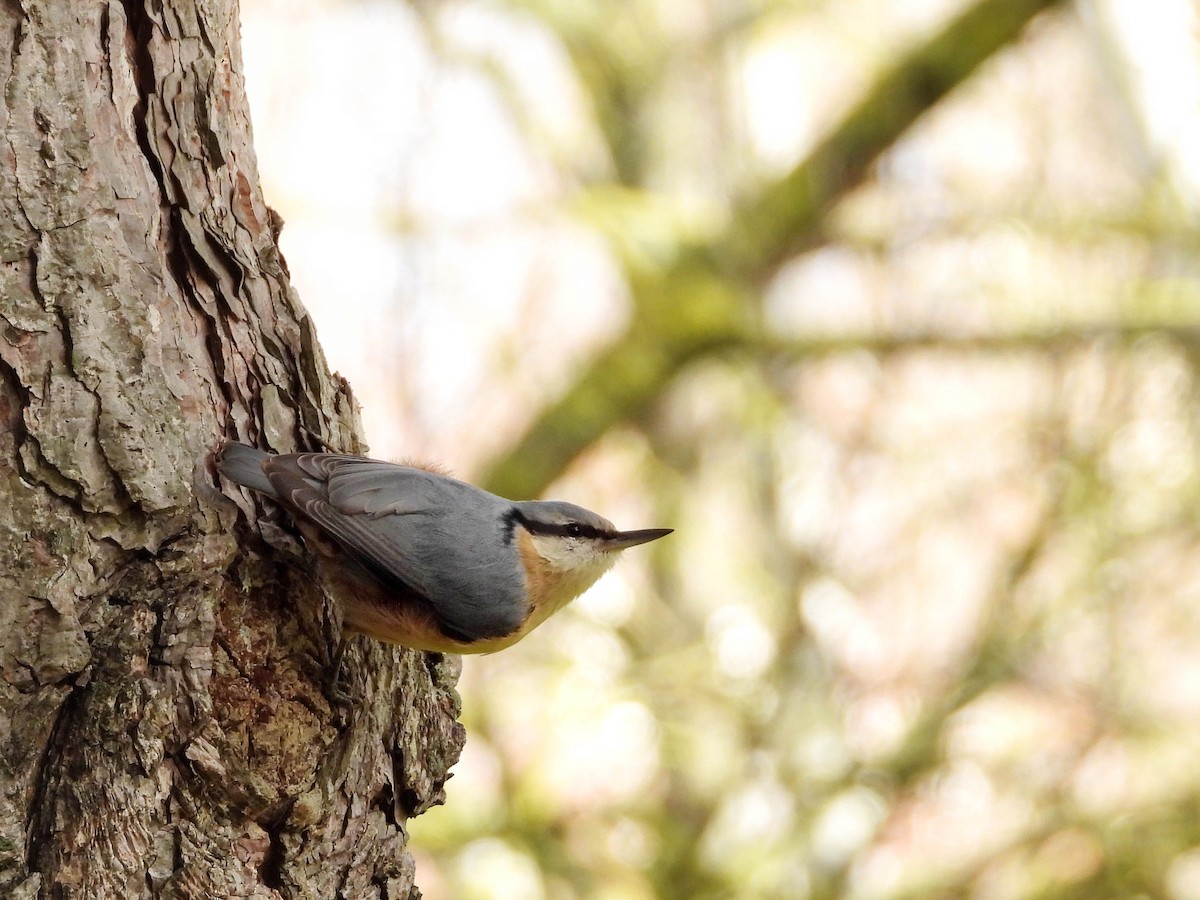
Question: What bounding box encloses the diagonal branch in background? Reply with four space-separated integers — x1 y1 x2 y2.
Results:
727 0 1066 278
483 0 1066 499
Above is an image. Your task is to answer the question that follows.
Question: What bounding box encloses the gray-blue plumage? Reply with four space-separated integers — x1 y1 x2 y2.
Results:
218 442 530 642
217 441 276 495
217 442 671 652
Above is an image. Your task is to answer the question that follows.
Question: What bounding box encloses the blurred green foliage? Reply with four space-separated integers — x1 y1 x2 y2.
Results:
392 0 1200 897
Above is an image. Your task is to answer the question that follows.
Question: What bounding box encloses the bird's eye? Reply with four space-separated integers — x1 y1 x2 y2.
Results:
565 523 584 538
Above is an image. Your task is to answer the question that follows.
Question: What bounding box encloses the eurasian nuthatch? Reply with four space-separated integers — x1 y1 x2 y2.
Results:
217 441 672 653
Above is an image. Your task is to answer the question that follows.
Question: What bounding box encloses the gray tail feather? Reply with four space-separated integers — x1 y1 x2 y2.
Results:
217 441 278 498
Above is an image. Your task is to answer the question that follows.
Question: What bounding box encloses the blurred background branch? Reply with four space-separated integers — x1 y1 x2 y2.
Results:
242 0 1200 896
483 0 1064 499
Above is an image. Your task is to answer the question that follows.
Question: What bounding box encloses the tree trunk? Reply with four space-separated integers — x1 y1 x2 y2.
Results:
0 2 464 897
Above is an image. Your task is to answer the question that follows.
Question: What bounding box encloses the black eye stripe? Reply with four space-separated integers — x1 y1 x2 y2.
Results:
543 522 602 539
529 521 604 539
507 508 609 540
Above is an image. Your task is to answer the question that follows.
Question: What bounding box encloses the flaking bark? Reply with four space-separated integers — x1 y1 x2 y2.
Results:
0 2 464 897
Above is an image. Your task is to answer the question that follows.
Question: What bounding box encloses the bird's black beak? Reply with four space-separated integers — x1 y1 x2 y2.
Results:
604 528 673 551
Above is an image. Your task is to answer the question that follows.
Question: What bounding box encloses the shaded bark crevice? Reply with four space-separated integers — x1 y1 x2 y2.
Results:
0 2 464 896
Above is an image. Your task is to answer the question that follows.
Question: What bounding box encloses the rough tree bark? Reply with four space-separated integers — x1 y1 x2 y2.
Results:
0 2 464 897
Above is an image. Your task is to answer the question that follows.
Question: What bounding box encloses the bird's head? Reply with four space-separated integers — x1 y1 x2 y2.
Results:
511 500 672 603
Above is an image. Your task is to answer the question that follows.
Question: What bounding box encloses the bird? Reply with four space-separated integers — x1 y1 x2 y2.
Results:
216 441 672 654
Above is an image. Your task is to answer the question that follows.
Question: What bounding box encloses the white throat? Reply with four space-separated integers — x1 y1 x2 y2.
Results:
529 533 618 599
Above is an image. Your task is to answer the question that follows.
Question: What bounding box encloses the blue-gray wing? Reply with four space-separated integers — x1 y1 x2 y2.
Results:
262 453 529 642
